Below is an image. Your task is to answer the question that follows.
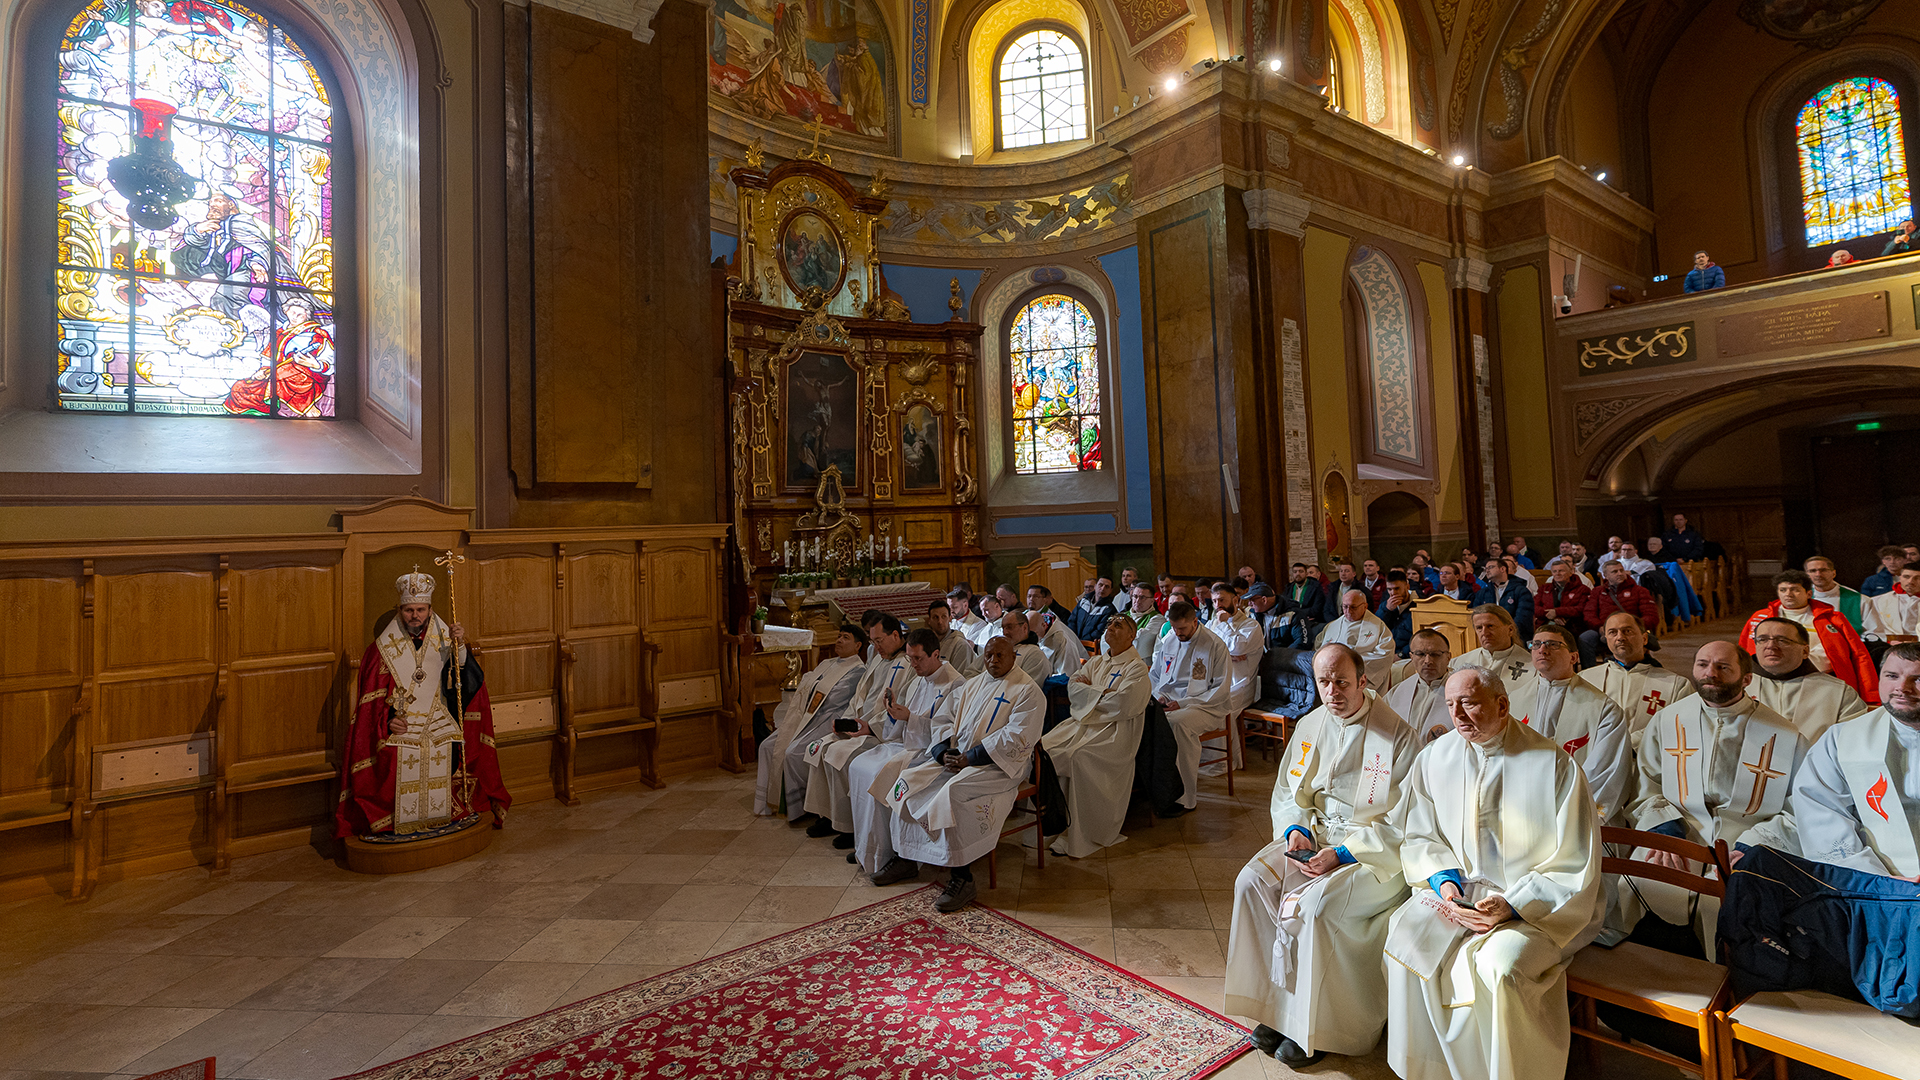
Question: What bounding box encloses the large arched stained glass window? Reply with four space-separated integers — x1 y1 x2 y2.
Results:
55 0 337 417
1797 77 1911 247
996 28 1088 150
1010 293 1100 473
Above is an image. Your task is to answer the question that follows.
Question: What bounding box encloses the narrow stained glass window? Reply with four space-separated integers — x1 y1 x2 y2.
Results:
1798 77 1911 248
56 0 336 417
1010 294 1101 474
997 29 1087 150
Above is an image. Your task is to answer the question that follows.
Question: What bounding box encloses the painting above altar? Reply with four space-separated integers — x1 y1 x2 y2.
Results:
709 0 894 149
779 210 846 298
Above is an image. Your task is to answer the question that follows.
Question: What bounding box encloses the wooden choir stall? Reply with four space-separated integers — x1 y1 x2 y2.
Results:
718 153 987 744
0 498 729 900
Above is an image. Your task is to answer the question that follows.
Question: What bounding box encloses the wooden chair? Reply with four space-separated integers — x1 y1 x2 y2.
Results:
1198 712 1237 796
1682 560 1715 621
1240 706 1294 764
1718 989 1920 1080
987 746 1046 890
1566 826 1733 1080
1409 595 1475 656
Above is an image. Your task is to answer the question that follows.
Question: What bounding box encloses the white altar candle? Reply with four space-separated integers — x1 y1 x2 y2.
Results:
783 540 791 569
883 536 891 562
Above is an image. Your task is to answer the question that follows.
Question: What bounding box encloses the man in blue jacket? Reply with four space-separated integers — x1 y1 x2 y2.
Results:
1683 251 1725 293
1473 557 1533 642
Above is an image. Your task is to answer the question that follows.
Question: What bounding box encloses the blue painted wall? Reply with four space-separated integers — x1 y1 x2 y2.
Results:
996 513 1118 536
881 265 983 323
1099 247 1153 534
711 231 738 265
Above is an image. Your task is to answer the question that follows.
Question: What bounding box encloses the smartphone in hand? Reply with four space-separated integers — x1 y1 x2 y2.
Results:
1449 895 1477 909
1285 849 1314 863
834 717 861 734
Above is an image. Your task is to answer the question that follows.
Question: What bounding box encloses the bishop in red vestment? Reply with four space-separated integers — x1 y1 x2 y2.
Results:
336 570 511 839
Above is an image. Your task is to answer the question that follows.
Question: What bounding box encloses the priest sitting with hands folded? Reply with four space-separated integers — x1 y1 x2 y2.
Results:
1384 665 1605 1080
1042 617 1152 858
1226 643 1418 1068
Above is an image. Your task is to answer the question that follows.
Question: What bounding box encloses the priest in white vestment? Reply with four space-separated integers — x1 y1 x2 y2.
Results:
1148 600 1234 816
966 595 1006 649
857 629 965 882
803 614 916 843
927 598 981 677
1749 615 1870 741
1580 611 1694 738
1862 564 1920 642
1387 628 1455 744
754 625 869 819
999 610 1056 684
1042 618 1152 858
1451 605 1532 690
1031 608 1090 675
1227 644 1417 1067
1317 588 1395 688
948 588 988 642
1627 641 1809 950
1794 644 1920 878
889 637 1045 912
1384 666 1605 1080
1507 623 1631 820
1204 583 1264 774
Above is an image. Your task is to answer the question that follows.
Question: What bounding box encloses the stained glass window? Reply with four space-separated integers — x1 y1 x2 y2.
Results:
1797 77 1911 247
55 0 336 417
1010 294 1101 474
997 29 1087 150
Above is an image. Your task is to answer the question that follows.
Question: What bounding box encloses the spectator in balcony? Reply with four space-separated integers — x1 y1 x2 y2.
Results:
1881 219 1918 257
1660 514 1707 562
1827 248 1857 268
1682 251 1725 293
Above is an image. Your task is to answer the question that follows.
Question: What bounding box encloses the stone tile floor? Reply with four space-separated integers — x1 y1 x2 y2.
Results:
0 722 1698 1080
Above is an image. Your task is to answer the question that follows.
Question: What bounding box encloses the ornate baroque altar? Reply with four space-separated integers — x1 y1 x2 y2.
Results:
723 154 987 607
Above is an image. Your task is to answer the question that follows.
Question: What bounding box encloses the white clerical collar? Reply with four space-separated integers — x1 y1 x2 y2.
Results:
1470 722 1519 757
1331 698 1371 727
1700 695 1754 722
1108 646 1139 664
1542 676 1576 687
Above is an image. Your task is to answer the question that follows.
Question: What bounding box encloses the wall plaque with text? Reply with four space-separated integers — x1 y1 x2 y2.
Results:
1716 291 1889 357
1578 322 1695 376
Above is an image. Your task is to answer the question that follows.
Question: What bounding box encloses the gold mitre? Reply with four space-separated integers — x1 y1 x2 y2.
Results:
395 568 435 606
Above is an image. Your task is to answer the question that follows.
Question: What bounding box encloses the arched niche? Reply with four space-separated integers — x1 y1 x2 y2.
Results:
1365 488 1430 569
1322 467 1352 561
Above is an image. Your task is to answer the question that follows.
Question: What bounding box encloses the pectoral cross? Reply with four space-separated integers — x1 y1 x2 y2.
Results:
1360 751 1392 806
1666 718 1699 801
1642 688 1666 717
1740 734 1786 815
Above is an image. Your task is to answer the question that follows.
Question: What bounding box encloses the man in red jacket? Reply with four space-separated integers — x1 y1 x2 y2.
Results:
1738 569 1879 705
1580 561 1660 667
1534 558 1593 659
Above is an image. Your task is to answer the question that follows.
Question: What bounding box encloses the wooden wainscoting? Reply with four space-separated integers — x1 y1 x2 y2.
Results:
0 498 727 901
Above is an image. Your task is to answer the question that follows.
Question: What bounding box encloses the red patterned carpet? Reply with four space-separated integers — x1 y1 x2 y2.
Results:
342 885 1251 1079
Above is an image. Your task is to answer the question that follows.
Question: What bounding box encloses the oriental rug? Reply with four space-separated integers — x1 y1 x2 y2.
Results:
342 885 1251 1080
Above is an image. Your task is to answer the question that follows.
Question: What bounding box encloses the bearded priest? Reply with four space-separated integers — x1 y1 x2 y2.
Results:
1384 666 1604 1080
1226 643 1416 1068
336 570 511 840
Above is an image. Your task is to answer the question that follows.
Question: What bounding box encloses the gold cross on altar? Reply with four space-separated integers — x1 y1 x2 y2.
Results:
1666 719 1698 801
800 114 834 166
1740 734 1786 815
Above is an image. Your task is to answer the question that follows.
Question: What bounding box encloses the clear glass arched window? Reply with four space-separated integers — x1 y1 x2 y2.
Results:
1797 77 1911 247
56 0 337 417
996 28 1088 150
1009 293 1101 473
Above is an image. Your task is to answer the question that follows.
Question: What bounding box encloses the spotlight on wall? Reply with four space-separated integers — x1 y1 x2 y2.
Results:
1164 77 1178 92
1267 57 1283 72
1450 153 1466 167
1594 169 1609 182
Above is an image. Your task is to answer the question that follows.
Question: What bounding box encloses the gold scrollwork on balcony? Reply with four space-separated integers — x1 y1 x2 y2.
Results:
1577 322 1695 376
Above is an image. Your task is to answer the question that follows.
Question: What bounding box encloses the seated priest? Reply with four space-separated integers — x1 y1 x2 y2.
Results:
1317 587 1395 687
998 609 1057 684
1386 628 1454 744
947 585 986 640
927 598 981 677
1026 583 1074 625
1739 569 1879 705
1384 666 1606 1080
1031 608 1090 676
1862 562 1920 643
1148 600 1233 818
1506 623 1632 820
1749 616 1871 741
1626 641 1809 952
754 623 869 820
1716 644 1920 1018
856 628 965 884
1580 610 1694 738
1067 578 1118 642
1452 604 1533 690
1204 579 1264 776
968 593 1005 649
1226 643 1417 1068
804 612 917 847
337 570 512 839
887 636 1045 913
1120 582 1167 640
1041 617 1152 858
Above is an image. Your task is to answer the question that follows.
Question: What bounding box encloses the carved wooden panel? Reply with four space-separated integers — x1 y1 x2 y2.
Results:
566 550 637 629
231 665 335 760
469 554 554 639
570 636 638 718
654 626 718 678
98 674 217 745
99 570 216 670
235 784 328 838
98 793 207 865
648 547 714 624
231 565 335 658
901 515 950 550
0 688 77 798
0 576 80 681
481 641 557 700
